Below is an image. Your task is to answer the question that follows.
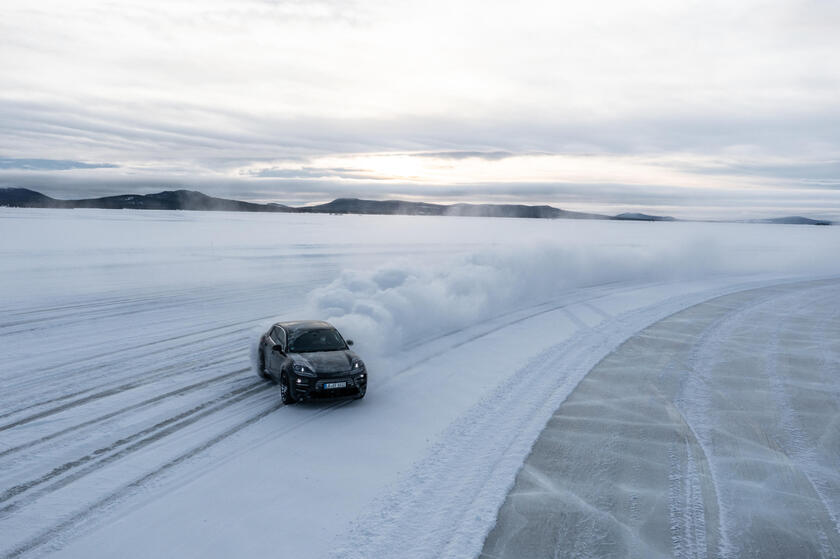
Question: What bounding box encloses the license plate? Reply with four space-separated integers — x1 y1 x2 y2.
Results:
323 382 346 389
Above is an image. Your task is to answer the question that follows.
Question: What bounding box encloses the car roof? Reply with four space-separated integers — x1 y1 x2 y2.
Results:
274 320 335 334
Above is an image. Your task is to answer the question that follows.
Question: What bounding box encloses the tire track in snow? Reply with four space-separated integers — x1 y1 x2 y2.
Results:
759 288 840 548
0 350 244 432
0 288 205 325
401 280 626 351
0 367 251 459
674 297 770 559
0 340 243 422
4 398 352 559
800 292 840 538
2 313 271 394
0 311 279 425
673 283 840 558
0 295 219 332
668 439 708 559
0 277 328 331
0 380 270 514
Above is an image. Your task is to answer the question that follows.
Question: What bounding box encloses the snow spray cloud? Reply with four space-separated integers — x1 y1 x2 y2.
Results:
305 240 719 359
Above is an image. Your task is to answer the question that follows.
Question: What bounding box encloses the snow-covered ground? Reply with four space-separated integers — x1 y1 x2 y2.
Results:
1 208 839 558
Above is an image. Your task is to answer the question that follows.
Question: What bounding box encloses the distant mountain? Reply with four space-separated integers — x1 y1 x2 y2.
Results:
746 216 833 226
0 187 69 208
0 189 611 219
447 203 604 219
612 212 676 222
70 190 295 212
5 187 828 225
298 198 445 216
0 188 293 213
297 198 608 219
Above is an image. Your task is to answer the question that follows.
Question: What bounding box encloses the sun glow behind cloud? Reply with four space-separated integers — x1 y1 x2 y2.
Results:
242 152 798 192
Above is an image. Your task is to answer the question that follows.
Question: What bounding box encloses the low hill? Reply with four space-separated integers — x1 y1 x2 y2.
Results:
0 187 70 208
0 188 293 213
747 216 833 226
70 190 294 212
612 212 676 222
8 187 826 224
0 189 613 220
297 198 445 216
297 198 608 219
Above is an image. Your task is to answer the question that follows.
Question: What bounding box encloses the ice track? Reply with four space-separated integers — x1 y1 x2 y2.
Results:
481 279 840 559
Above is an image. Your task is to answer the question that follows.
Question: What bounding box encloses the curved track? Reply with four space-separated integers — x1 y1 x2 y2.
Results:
0 273 752 559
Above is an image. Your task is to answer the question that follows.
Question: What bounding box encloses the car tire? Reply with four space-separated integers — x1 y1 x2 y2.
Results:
280 374 296 405
257 349 272 381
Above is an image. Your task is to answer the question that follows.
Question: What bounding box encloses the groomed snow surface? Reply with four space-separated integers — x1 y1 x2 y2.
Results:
1 209 839 558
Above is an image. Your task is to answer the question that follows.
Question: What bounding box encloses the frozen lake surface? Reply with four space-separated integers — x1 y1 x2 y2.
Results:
481 279 840 559
1 209 839 558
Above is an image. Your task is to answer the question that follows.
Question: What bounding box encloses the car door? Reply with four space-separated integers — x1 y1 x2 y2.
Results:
267 326 288 373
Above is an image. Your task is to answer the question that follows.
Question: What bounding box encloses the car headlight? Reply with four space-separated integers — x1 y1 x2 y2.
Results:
292 363 316 377
352 359 365 370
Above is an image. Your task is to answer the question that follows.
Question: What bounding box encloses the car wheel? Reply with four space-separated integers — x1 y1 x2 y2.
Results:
257 349 272 381
280 374 296 405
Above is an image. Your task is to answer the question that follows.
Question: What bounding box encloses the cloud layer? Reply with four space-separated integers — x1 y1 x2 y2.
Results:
1 0 839 217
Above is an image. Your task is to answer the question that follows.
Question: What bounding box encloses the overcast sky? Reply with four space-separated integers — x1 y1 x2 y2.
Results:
2 0 839 218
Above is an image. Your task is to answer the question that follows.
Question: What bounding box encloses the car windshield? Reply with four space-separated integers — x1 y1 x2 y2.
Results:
288 328 346 353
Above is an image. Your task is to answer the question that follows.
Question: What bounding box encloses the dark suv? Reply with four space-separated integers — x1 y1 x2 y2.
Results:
257 321 367 404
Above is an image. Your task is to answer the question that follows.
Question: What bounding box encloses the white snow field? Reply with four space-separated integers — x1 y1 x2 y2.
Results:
1 208 839 558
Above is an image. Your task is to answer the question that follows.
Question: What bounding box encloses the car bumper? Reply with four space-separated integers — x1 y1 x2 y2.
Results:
291 372 367 401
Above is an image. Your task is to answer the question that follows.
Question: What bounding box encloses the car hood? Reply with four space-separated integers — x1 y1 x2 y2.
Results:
293 350 358 374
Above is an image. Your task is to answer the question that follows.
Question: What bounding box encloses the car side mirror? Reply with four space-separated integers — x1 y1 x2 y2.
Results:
272 344 285 353
346 339 354 346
